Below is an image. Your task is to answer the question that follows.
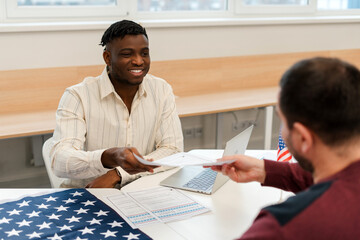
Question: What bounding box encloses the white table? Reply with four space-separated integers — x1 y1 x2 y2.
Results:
0 150 292 240
120 149 286 240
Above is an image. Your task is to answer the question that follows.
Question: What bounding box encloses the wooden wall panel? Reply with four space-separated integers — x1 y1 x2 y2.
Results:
1 49 359 115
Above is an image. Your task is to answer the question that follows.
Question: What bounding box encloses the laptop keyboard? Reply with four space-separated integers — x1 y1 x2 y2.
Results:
182 168 217 191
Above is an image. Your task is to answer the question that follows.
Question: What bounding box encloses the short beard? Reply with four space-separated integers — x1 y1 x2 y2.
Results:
286 135 314 173
111 72 142 86
292 153 314 173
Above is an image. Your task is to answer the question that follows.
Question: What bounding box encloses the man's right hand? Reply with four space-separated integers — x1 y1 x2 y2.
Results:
210 155 266 184
101 147 155 174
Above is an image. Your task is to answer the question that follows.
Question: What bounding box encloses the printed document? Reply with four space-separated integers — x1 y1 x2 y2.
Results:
107 187 210 228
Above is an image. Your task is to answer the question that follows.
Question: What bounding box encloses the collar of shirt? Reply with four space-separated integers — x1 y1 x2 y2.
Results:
99 66 147 100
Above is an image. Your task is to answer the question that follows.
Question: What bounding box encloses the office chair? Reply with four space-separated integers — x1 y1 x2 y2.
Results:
42 138 65 188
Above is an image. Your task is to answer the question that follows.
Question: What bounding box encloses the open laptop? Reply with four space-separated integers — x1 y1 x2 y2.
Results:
160 125 254 194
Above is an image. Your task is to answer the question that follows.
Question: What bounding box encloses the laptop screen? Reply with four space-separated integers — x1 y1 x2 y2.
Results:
223 125 254 157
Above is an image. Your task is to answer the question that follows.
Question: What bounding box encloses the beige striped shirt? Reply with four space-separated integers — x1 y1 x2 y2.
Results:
49 67 183 188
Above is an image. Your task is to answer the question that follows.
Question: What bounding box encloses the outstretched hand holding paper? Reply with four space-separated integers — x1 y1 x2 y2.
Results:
134 125 254 167
133 152 235 167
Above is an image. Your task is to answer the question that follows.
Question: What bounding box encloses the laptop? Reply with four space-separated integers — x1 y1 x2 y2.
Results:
160 125 254 194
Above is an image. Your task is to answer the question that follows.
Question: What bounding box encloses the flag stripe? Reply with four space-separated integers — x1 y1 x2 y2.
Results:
278 153 292 162
277 131 293 162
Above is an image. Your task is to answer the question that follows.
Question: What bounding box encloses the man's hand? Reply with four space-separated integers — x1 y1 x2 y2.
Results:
86 169 120 188
209 155 266 184
101 147 155 174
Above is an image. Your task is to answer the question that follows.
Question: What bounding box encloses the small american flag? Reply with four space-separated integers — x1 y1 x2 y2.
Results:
0 189 151 240
277 133 292 162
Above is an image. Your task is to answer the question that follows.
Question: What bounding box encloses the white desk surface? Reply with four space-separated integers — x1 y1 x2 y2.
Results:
0 150 291 240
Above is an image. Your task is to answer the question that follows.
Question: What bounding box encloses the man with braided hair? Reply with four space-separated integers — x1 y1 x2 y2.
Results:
46 20 183 188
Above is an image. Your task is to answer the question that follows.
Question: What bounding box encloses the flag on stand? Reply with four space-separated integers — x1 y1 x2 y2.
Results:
0 189 152 240
277 133 292 162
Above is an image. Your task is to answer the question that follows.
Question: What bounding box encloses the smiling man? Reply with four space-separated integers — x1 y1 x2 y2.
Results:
212 57 360 239
46 20 183 188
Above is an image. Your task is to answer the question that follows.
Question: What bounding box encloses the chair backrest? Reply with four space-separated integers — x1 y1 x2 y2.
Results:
42 138 65 188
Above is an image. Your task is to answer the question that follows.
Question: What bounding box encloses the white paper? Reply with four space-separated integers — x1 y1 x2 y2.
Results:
107 187 210 228
107 192 159 228
126 187 210 223
134 152 235 167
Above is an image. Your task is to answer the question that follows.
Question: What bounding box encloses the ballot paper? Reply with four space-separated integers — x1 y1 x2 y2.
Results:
107 187 210 228
134 152 235 167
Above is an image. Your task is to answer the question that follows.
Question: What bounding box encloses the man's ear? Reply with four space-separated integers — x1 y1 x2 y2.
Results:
103 50 111 66
292 122 313 154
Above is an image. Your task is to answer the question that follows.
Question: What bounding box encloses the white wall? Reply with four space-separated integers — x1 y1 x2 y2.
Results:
1 21 360 71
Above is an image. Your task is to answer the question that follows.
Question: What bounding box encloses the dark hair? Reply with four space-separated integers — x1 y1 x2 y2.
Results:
100 20 148 47
279 57 360 146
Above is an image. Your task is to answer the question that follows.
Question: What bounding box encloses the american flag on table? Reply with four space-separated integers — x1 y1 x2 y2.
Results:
277 133 293 162
0 189 151 240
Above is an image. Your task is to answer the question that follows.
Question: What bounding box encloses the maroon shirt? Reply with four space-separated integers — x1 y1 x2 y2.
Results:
239 160 360 240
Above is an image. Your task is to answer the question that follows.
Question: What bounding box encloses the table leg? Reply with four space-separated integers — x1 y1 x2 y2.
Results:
215 113 224 149
264 106 274 150
31 135 45 167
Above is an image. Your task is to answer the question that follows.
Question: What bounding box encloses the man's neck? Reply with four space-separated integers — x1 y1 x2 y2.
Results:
312 140 360 183
110 78 139 113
